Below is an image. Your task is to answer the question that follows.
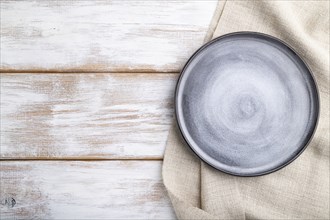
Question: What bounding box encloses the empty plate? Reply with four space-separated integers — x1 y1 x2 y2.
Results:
175 32 319 176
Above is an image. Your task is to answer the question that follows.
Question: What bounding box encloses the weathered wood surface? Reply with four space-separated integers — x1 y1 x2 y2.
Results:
0 0 217 72
0 1 219 218
0 161 176 219
1 73 178 159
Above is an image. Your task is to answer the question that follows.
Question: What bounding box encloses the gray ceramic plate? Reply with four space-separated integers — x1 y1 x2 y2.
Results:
175 32 319 176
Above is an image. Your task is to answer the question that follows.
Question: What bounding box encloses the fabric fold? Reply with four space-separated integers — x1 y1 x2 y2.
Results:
163 1 329 219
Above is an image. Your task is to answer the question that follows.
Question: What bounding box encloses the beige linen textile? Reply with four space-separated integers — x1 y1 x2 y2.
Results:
163 1 330 219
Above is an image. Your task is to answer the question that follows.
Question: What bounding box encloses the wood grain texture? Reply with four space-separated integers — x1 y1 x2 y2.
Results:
0 0 217 72
0 73 178 159
0 161 176 219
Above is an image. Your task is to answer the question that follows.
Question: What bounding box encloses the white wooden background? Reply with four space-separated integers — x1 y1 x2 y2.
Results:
0 1 218 219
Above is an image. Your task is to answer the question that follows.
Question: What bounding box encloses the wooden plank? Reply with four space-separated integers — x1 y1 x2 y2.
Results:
0 161 176 219
0 0 217 72
0 73 178 159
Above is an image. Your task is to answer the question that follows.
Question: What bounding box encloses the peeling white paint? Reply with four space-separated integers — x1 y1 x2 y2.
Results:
0 73 177 159
0 0 217 71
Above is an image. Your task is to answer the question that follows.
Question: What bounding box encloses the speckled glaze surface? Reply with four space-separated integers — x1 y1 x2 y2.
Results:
176 32 319 176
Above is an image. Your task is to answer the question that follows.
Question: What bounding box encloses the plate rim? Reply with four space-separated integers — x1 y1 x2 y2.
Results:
174 31 320 177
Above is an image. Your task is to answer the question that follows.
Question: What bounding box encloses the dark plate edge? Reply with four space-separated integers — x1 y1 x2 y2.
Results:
174 31 320 177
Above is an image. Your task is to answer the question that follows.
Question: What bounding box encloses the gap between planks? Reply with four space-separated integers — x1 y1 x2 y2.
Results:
0 158 163 161
0 71 180 74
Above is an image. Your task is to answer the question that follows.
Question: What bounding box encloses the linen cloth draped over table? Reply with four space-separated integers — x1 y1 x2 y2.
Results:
163 1 329 219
